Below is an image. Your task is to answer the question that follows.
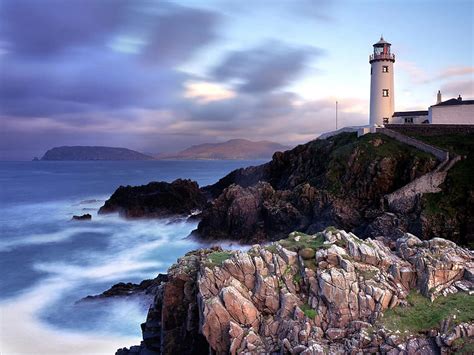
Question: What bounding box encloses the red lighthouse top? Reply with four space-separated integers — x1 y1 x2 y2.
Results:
369 36 395 63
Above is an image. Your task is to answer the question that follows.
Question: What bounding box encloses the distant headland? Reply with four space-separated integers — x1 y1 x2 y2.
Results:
37 139 289 161
39 146 154 161
155 139 290 160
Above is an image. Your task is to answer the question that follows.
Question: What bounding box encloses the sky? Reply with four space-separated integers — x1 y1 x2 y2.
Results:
0 0 473 160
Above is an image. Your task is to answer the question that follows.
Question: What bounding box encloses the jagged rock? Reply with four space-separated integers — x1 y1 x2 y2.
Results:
81 275 167 300
99 179 207 218
117 228 474 355
72 213 91 221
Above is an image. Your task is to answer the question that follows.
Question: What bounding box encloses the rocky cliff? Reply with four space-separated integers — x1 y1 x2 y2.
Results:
101 131 472 244
117 228 474 354
198 132 440 243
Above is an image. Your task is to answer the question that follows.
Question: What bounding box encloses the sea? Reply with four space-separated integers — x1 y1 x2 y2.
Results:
0 160 264 354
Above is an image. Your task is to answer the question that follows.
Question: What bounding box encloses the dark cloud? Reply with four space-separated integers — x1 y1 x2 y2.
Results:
0 0 131 56
0 1 218 117
0 53 186 116
141 4 219 65
213 41 321 93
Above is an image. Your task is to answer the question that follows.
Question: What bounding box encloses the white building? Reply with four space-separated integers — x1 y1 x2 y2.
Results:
428 95 474 124
369 37 395 126
391 110 428 124
367 37 473 127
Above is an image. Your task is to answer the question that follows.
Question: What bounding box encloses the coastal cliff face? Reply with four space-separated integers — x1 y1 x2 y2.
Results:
117 228 474 354
198 133 438 243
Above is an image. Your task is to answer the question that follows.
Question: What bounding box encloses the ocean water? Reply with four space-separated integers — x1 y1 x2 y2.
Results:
0 160 263 354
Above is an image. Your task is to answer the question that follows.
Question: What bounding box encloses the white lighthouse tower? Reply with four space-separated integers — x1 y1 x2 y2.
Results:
369 37 395 126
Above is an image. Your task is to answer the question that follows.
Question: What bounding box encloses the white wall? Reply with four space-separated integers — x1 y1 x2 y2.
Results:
391 115 428 124
429 105 474 124
369 60 394 126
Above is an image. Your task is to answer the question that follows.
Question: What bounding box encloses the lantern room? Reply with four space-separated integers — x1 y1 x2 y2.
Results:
369 37 395 63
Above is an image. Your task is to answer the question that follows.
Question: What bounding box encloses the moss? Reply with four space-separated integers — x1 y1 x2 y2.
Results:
452 337 474 353
277 232 325 252
265 244 278 253
410 133 474 246
300 303 317 319
293 273 302 284
381 291 474 335
358 269 377 280
206 251 233 267
325 133 436 195
303 259 317 270
335 238 348 248
325 226 338 233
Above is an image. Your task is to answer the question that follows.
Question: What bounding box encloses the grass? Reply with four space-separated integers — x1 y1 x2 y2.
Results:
300 303 317 319
277 232 325 252
381 291 474 335
409 133 474 247
325 133 436 195
453 337 474 353
206 251 233 267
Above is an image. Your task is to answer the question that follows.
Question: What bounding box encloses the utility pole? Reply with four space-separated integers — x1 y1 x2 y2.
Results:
336 101 338 130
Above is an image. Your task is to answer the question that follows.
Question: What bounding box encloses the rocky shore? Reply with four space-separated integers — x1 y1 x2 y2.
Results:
116 228 474 354
101 132 474 244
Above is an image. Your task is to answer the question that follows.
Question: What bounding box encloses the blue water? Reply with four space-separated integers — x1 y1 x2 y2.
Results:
0 160 263 354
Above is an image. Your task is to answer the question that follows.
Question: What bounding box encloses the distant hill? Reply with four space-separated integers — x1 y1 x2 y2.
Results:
40 146 154 161
157 139 290 160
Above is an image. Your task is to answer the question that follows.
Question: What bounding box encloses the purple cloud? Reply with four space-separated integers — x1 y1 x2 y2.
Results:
212 41 322 93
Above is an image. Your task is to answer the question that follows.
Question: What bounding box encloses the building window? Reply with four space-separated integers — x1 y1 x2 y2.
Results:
383 117 389 125
382 66 388 73
371 67 373 75
382 89 389 97
404 117 414 124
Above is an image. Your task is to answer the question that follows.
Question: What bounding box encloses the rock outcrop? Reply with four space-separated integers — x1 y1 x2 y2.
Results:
81 275 168 301
72 213 92 221
197 133 438 243
117 228 474 354
99 179 207 218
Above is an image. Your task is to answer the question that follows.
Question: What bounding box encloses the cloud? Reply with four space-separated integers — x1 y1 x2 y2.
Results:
212 41 321 93
436 66 474 80
440 79 474 98
140 4 219 65
0 53 186 117
0 1 220 117
0 0 131 56
184 81 236 103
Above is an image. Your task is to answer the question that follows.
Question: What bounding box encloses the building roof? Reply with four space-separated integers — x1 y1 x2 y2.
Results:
392 110 428 117
374 36 391 46
432 98 474 107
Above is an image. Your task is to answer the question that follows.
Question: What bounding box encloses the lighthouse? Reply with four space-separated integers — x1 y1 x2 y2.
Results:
369 37 395 126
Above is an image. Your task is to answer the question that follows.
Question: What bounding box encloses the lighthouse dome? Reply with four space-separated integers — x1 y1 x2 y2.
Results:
374 36 391 47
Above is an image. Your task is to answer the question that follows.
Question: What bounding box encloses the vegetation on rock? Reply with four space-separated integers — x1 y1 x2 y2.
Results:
381 291 474 335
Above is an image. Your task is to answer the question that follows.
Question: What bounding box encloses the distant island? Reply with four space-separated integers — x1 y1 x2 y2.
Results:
38 139 289 161
40 146 154 161
156 139 290 160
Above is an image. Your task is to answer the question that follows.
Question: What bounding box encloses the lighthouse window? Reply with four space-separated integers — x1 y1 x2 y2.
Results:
382 66 388 73
382 89 389 97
